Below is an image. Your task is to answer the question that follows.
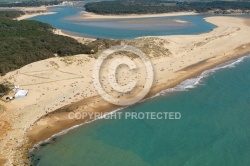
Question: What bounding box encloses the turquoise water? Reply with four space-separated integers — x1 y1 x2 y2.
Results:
28 6 216 39
30 55 250 166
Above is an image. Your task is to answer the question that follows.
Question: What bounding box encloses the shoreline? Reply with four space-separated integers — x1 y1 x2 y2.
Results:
27 43 250 147
53 29 96 44
72 11 198 20
0 16 250 165
26 44 250 164
30 51 250 148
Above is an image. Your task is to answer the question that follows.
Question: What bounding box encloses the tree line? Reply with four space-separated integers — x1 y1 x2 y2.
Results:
85 0 250 14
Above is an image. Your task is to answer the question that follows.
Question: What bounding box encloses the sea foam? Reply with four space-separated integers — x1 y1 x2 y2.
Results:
158 55 249 95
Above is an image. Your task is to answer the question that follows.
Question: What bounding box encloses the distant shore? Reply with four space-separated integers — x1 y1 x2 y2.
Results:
0 15 250 166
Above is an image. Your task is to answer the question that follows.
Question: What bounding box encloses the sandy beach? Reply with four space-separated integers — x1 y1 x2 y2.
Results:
53 29 95 44
71 11 198 20
16 11 56 21
0 16 250 165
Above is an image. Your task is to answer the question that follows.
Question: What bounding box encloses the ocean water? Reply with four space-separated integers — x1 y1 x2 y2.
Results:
28 5 216 39
30 55 250 166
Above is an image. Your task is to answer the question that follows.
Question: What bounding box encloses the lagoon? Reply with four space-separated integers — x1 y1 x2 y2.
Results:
29 6 216 39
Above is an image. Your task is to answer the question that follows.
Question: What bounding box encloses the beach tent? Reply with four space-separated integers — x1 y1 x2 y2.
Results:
14 89 28 99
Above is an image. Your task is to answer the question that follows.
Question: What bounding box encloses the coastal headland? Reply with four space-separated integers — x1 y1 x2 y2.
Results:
0 12 250 166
